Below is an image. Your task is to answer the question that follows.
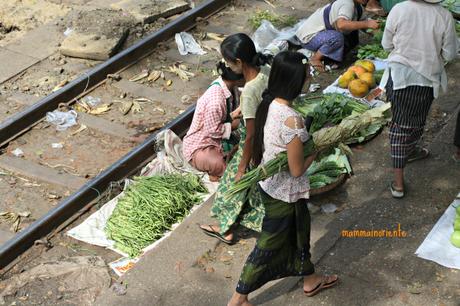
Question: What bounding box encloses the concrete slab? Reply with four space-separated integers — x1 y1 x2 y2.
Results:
60 31 129 61
7 92 138 139
0 155 87 190
4 23 64 61
111 0 190 24
0 48 39 84
60 9 134 60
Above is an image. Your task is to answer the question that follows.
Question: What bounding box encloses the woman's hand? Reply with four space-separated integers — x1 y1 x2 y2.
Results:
231 107 242 120
234 169 245 182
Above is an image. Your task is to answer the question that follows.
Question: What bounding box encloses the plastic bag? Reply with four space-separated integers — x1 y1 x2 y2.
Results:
46 110 78 131
175 32 206 56
252 20 305 54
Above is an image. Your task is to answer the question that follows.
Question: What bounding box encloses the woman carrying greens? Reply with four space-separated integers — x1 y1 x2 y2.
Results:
199 33 270 244
228 51 338 306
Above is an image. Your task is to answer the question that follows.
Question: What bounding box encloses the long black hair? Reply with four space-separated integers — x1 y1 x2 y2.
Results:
252 51 309 166
220 33 271 67
216 61 244 81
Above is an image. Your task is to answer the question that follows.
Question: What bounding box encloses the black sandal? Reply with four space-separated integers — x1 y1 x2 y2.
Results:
198 224 234 245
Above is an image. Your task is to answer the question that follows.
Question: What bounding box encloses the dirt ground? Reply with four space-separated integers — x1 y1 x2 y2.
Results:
0 0 69 45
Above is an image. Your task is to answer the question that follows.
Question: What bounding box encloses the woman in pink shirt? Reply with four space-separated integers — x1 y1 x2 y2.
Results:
183 62 244 181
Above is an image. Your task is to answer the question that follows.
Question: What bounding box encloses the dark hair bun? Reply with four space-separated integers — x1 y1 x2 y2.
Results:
251 53 272 67
216 61 244 81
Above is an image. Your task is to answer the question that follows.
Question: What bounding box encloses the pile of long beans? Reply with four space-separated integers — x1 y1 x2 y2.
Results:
106 173 207 257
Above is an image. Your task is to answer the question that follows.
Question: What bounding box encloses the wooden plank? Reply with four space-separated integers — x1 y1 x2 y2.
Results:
7 93 137 139
0 156 87 190
78 112 137 139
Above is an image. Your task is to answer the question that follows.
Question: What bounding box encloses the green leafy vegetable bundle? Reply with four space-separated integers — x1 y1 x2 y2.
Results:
358 18 389 59
106 174 207 257
307 149 352 189
293 94 370 133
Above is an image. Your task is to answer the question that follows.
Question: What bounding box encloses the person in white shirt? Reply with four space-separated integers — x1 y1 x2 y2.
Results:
295 0 380 72
380 0 458 198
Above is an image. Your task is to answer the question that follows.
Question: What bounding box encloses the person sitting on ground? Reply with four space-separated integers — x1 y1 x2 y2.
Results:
295 0 380 72
381 0 457 198
182 62 244 182
227 51 338 306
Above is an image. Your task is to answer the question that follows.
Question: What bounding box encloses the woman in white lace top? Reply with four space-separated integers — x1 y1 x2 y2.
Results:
228 51 339 306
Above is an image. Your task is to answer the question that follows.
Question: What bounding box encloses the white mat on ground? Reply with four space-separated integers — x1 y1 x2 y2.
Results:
323 59 387 108
67 130 218 275
415 192 460 270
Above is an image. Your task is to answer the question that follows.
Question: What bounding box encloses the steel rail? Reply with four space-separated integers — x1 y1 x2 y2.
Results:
0 0 229 269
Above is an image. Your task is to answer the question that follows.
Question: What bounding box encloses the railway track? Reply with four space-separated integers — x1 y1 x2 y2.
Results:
0 0 231 269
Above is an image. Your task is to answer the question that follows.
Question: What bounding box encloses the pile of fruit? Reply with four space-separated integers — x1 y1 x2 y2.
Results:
451 205 460 248
338 59 384 98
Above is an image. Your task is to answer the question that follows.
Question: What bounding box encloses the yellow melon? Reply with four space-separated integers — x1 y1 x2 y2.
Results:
338 70 356 89
354 60 375 73
347 65 367 78
348 79 369 98
359 72 376 88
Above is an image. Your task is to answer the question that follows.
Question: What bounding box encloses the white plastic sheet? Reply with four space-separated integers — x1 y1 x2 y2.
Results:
67 130 218 275
322 59 388 108
415 193 460 270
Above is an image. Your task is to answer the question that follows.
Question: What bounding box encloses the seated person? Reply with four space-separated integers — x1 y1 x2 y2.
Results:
182 62 244 181
295 0 380 72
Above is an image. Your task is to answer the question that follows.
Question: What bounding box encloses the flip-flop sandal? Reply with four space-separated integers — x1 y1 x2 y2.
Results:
390 181 404 199
304 275 339 297
198 224 234 245
407 147 429 163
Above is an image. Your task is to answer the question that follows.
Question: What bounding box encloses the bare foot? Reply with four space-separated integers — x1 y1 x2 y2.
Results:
309 59 325 73
227 293 252 306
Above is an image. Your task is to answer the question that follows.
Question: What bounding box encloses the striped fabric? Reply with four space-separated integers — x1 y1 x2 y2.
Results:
235 186 315 295
386 75 434 168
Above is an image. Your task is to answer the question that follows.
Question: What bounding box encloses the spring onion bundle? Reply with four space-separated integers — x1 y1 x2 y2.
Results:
106 173 207 257
225 104 391 200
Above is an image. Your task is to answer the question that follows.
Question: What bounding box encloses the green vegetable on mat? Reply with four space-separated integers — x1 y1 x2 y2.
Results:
357 44 389 60
293 94 371 133
105 173 207 257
